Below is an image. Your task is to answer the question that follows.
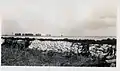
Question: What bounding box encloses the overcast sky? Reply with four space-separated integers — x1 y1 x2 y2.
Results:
0 0 117 36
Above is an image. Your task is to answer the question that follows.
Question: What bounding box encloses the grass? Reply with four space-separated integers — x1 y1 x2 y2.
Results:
1 38 114 67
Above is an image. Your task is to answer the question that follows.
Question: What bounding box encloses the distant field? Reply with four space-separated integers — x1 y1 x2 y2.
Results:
1 35 116 40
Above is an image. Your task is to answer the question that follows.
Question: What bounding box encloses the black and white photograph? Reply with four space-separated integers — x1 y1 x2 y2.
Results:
0 0 117 67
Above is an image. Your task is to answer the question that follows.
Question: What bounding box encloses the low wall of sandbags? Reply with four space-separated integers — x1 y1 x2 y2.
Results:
28 40 79 53
28 40 116 56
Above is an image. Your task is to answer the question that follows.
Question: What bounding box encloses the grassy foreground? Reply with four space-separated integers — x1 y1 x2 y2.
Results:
1 37 115 67
1 42 111 67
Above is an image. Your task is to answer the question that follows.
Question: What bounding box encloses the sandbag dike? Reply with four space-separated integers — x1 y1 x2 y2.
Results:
1 37 116 66
29 40 77 53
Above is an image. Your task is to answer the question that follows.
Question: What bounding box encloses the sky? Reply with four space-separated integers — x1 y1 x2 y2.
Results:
0 0 117 36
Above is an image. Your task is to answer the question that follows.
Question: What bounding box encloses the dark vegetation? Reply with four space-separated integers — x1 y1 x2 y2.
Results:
1 37 116 66
1 37 116 44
